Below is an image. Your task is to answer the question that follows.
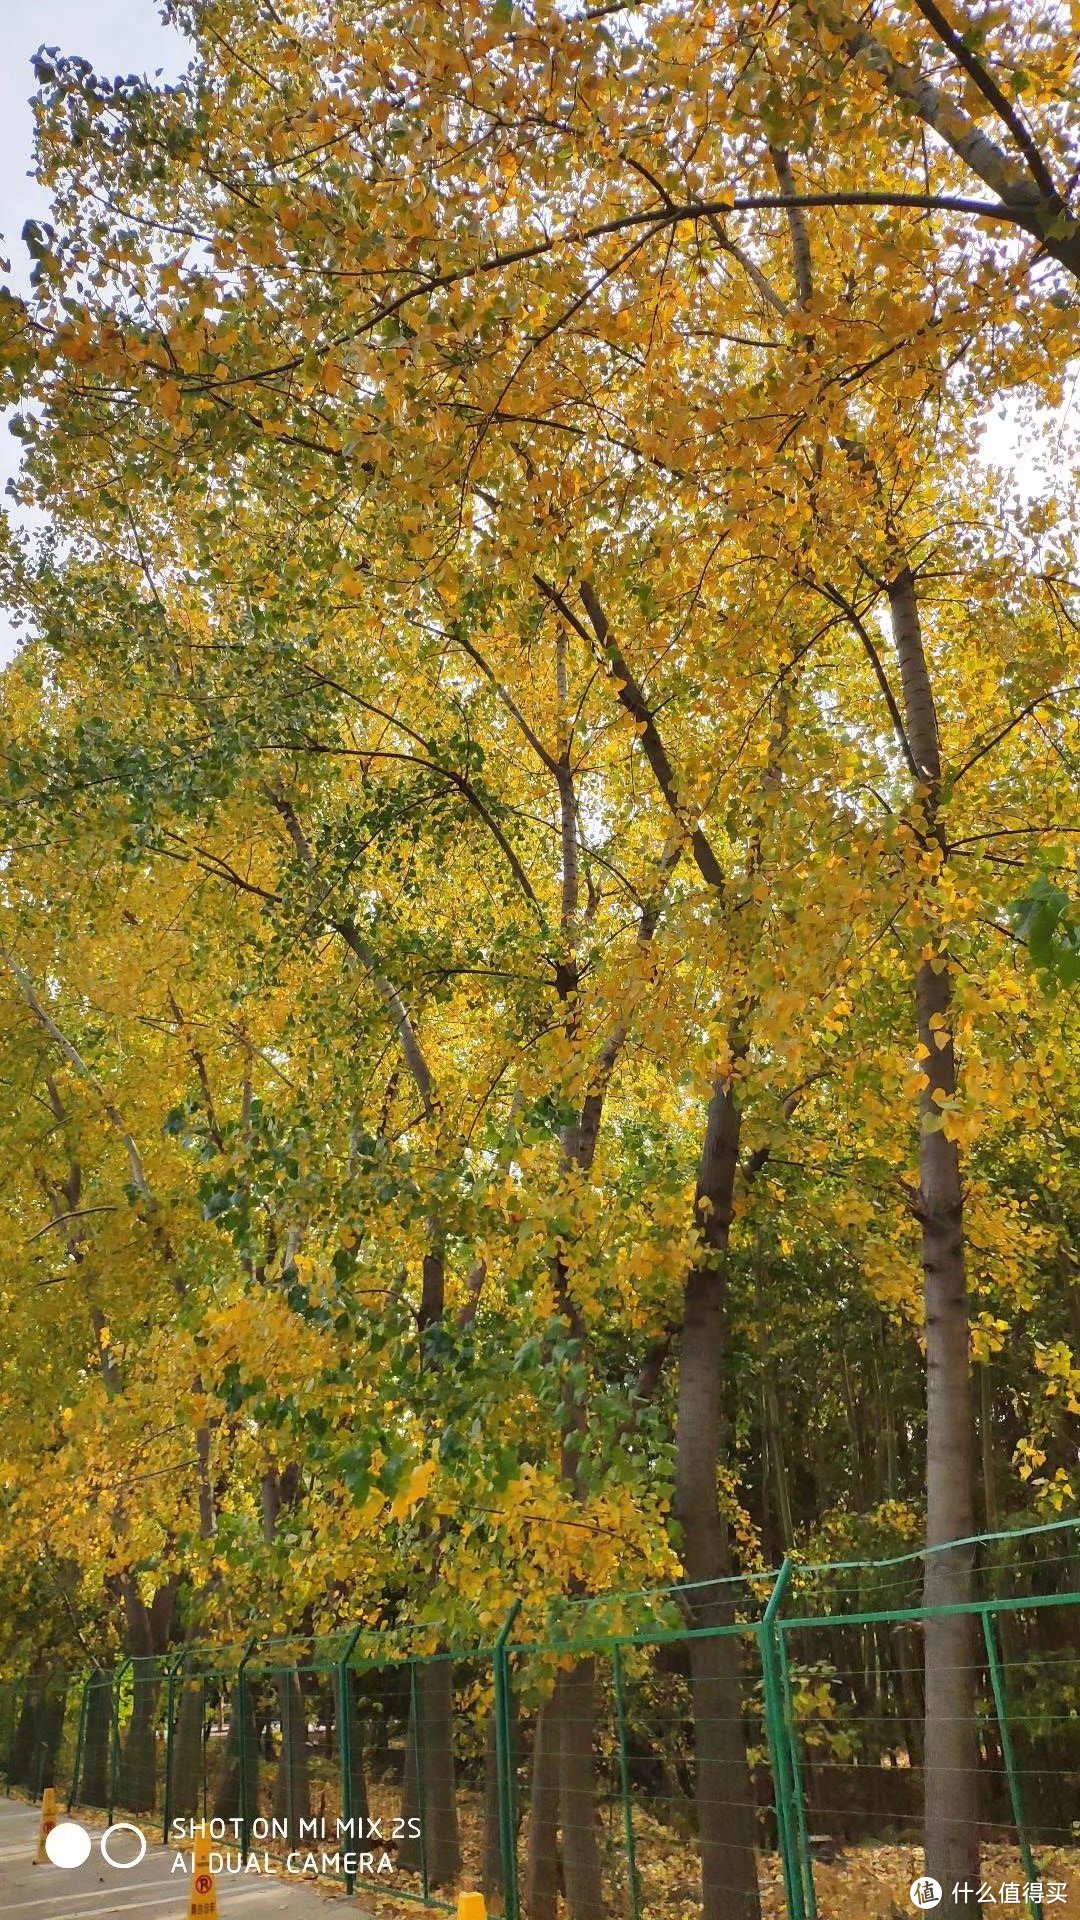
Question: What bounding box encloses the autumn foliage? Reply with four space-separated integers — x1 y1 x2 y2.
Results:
0 4 1078 1916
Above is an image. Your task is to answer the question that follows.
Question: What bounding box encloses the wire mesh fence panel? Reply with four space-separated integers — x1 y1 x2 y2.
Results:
371 1650 488 1906
4 1522 1079 1920
109 1653 173 1822
978 1599 1080 1908
616 1626 783 1920
243 1648 316 1853
330 1643 470 1904
996 1616 1080 1848
164 1650 248 1841
506 1611 781 1920
781 1613 928 1847
979 1525 1080 1886
443 1653 497 1902
507 1640 622 1920
349 1652 418 1893
50 1674 82 1801
69 1666 114 1810
777 1530 1080 1920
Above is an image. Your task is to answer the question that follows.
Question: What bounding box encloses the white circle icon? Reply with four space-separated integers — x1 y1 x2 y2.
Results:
100 1822 148 1870
910 1879 943 1911
45 1821 93 1869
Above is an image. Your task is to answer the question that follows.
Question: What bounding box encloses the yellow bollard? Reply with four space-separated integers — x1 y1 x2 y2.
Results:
34 1786 58 1865
187 1834 219 1920
458 1894 487 1920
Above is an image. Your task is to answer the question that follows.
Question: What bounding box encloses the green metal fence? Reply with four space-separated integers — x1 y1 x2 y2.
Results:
3 1520 1078 1920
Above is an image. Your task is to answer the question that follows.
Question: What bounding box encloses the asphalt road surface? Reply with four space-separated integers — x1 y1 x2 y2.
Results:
0 1798 357 1918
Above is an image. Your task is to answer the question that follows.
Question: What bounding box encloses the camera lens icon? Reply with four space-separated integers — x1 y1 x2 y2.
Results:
46 1820 147 1870
44 1822 92 1869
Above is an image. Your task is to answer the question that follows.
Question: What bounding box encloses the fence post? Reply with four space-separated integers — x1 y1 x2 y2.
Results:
68 1673 89 1811
981 1607 1044 1920
282 1663 295 1839
161 1649 187 1845
761 1560 805 1920
107 1657 132 1823
776 1620 818 1920
494 1600 522 1920
237 1638 257 1862
408 1659 430 1899
337 1627 365 1895
611 1642 641 1920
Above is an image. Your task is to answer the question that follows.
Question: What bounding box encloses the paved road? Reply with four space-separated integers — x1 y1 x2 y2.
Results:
0 1798 355 1918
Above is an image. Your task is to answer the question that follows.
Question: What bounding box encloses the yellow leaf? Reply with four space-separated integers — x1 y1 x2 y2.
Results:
390 1457 436 1521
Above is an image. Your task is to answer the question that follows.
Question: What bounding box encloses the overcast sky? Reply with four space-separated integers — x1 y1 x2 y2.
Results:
1 3 186 662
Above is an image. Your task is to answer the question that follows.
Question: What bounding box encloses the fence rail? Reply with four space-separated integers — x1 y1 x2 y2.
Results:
3 1520 1078 1920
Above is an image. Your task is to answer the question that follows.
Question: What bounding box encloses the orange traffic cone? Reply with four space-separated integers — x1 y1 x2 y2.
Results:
34 1787 58 1865
187 1834 219 1919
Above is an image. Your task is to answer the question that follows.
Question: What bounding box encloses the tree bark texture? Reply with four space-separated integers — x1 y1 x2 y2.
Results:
674 1079 762 1920
212 1680 257 1825
558 1659 607 1920
169 1675 206 1823
271 1669 311 1839
524 1700 560 1920
79 1669 114 1808
888 566 978 1911
399 1659 461 1887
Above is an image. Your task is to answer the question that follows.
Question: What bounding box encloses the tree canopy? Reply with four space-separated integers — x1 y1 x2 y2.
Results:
0 3 1077 1912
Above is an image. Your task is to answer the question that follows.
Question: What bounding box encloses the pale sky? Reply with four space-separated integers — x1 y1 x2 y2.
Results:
0 2 186 662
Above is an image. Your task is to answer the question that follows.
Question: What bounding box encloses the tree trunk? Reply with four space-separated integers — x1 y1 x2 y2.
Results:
118 1658 160 1814
559 1659 606 1920
888 565 978 1911
79 1669 114 1808
524 1700 560 1920
399 1660 460 1887
38 1678 67 1792
917 948 978 1905
271 1669 311 1839
674 1079 762 1920
893 1627 926 1773
116 1579 175 1815
169 1675 206 1825
9 1669 44 1793
213 1680 257 1825
757 1279 795 1552
875 1330 900 1501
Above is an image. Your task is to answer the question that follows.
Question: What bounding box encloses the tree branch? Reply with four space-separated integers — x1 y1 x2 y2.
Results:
821 581 921 779
535 574 726 895
909 0 1062 207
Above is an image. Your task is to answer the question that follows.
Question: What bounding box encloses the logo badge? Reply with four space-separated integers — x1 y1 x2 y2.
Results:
909 1879 943 1911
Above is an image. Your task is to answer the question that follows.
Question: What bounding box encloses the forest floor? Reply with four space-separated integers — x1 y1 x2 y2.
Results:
361 1778 1080 1920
